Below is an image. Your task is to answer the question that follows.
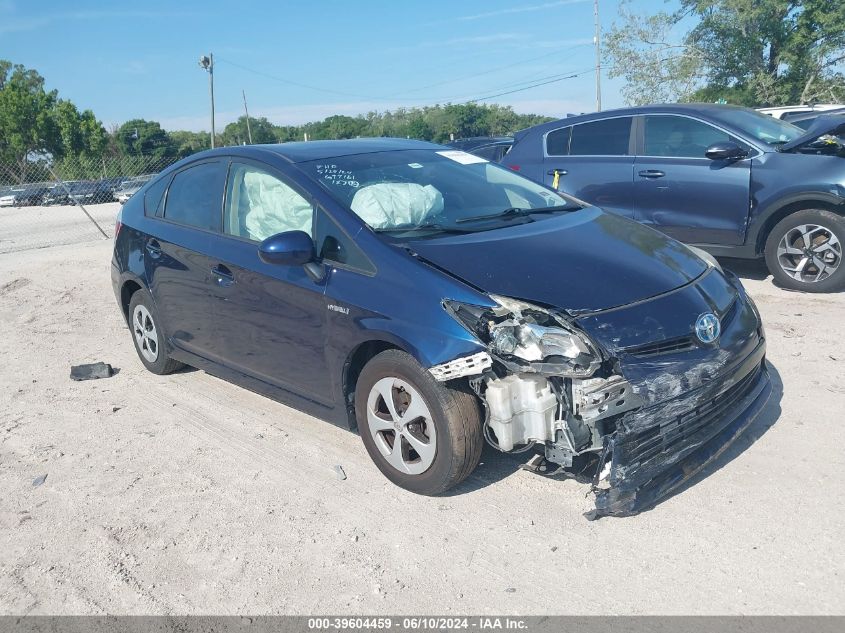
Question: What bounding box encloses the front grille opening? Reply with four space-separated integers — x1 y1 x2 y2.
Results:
624 298 740 359
626 335 696 358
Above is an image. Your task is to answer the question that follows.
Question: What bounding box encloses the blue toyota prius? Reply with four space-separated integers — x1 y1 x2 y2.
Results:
111 138 771 518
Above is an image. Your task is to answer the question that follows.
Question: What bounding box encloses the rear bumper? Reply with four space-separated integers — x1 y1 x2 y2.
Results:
589 339 771 519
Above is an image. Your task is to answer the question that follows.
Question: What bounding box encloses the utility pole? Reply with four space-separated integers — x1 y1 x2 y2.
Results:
199 53 216 148
594 0 601 112
242 90 253 144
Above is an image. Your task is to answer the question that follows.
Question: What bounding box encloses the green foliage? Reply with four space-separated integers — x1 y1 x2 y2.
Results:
169 130 210 157
605 0 845 106
115 119 175 159
0 63 60 181
221 115 277 145
604 3 707 105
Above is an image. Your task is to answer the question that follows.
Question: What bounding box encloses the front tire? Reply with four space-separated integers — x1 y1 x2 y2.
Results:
765 209 845 292
355 350 482 495
127 290 183 375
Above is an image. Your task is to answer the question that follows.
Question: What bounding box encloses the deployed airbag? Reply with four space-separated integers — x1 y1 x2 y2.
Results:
243 171 313 240
350 183 444 229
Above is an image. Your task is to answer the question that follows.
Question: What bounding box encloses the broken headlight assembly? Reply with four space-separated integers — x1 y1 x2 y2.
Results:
444 294 602 377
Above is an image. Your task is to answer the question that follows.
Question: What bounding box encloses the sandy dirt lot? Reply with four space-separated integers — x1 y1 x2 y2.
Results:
0 203 843 615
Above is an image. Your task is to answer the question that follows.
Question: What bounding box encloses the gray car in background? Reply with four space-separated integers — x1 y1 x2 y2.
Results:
115 174 154 204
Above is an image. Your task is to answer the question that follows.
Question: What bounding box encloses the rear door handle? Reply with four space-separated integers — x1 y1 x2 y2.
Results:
145 239 161 258
211 264 235 287
638 169 665 179
546 169 568 175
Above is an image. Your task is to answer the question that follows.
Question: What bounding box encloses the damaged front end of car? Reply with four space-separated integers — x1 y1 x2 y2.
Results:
430 271 772 519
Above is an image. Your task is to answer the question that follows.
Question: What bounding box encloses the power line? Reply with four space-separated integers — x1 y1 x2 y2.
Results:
457 67 597 103
388 41 591 97
217 42 594 106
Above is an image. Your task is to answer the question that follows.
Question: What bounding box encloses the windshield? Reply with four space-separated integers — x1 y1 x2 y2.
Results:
298 149 578 236
714 108 805 145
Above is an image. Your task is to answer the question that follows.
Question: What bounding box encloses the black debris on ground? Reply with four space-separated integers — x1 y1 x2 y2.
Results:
70 362 114 381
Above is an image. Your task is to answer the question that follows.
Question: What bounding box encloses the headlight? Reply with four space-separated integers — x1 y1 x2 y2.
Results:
444 294 601 377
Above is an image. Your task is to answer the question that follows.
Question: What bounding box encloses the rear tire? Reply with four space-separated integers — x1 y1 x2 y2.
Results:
127 290 183 375
355 350 482 495
764 209 845 292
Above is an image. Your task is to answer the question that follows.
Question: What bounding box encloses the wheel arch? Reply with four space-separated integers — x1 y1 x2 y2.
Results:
341 339 405 430
753 193 845 255
119 273 149 324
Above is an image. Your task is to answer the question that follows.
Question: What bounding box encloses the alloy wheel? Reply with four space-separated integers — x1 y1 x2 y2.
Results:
132 304 159 363
365 377 437 475
776 223 841 284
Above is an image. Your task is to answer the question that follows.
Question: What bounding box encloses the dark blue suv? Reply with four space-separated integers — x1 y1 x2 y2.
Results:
503 104 845 292
112 139 771 518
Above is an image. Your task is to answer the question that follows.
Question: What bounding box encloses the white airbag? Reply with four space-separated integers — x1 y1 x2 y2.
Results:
243 171 312 240
350 183 444 229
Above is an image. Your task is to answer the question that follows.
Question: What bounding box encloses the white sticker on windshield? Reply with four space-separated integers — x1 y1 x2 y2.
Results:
436 150 488 165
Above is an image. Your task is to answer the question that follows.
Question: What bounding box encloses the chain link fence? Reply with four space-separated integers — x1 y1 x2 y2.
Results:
0 154 179 254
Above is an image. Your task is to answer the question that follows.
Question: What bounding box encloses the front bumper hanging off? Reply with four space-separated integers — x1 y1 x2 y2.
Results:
588 342 772 520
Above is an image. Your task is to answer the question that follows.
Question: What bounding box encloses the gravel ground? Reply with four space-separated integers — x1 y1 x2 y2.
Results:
0 203 843 615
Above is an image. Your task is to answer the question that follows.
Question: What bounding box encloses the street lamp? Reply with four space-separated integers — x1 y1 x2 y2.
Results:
199 53 216 148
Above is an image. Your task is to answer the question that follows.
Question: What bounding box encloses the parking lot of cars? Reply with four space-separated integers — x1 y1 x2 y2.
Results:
0 174 155 210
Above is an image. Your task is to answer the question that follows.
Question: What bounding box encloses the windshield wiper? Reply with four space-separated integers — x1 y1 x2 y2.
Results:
456 205 577 224
373 222 472 234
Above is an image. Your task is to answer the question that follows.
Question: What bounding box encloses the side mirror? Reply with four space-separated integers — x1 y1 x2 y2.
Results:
258 231 314 266
705 141 748 161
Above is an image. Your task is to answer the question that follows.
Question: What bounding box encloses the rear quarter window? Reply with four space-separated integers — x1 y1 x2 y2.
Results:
163 161 227 232
144 175 170 216
545 127 571 156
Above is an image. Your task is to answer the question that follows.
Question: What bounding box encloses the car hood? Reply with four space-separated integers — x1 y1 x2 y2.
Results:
405 208 709 313
779 114 845 153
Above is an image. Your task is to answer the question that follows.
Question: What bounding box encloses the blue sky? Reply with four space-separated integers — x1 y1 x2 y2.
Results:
0 0 674 132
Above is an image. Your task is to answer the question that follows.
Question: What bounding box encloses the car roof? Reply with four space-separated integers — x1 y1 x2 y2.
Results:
787 107 845 121
185 138 444 164
514 103 758 138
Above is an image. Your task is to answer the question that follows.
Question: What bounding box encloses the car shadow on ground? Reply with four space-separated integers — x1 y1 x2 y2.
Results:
718 257 771 281
444 362 784 516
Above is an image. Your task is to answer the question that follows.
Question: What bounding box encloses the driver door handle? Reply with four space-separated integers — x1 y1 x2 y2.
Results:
638 169 666 179
546 169 568 175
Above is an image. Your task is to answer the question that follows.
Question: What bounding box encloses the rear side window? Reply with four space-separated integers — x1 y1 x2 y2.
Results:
643 115 736 158
144 175 170 216
164 161 227 232
546 127 571 156
569 117 632 156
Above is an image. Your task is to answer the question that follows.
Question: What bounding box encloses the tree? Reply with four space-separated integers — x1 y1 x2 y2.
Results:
221 115 278 145
604 0 845 106
603 3 706 105
169 130 210 157
0 62 60 182
115 119 174 158
407 116 434 140
51 101 106 159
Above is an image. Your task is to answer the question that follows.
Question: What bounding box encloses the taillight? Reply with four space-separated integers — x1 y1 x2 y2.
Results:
114 219 122 240
507 164 520 171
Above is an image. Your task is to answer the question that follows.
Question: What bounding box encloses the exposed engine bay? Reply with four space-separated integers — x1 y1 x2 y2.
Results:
432 288 770 519
440 294 637 471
